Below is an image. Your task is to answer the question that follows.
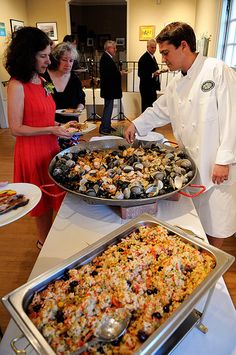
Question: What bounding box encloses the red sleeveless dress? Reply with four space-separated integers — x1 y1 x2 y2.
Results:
14 80 63 216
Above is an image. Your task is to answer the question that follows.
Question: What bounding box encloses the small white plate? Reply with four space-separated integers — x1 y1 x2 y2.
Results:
135 131 164 142
0 183 42 227
90 136 123 142
63 122 97 136
56 109 84 117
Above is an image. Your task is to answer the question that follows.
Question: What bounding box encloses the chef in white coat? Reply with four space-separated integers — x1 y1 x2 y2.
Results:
125 22 236 248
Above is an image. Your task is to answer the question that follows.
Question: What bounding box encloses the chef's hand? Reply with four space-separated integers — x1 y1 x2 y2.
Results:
124 123 137 144
51 125 71 139
212 164 229 184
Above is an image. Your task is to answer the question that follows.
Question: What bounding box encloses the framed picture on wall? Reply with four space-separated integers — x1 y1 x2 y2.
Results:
139 25 155 41
87 38 94 47
10 19 24 33
116 38 125 46
36 22 58 41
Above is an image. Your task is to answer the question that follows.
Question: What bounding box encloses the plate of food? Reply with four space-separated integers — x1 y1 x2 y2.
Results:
62 121 97 136
0 183 42 227
56 108 84 117
135 131 165 143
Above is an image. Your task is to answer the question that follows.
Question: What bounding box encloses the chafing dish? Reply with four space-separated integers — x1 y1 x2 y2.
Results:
2 214 234 354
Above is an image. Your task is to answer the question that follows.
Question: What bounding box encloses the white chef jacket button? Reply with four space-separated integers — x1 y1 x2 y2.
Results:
196 146 199 150
181 124 184 128
192 123 195 127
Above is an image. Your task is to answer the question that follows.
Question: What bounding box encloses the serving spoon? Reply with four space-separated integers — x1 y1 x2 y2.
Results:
71 308 131 354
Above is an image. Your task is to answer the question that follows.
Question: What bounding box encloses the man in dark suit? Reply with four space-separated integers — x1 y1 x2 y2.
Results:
138 39 161 112
99 40 122 134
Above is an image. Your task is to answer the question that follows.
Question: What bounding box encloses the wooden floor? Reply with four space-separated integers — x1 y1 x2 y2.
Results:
0 122 235 335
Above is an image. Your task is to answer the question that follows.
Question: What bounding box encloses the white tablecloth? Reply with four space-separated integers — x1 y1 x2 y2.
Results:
1 194 236 355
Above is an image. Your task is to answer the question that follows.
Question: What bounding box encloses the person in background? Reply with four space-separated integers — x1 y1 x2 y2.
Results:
63 34 79 69
44 42 86 150
50 39 56 50
63 34 77 48
125 22 236 248
138 38 161 112
99 40 122 135
44 42 85 125
4 27 71 248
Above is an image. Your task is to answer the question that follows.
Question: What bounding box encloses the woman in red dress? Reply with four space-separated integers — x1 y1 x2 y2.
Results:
4 27 71 247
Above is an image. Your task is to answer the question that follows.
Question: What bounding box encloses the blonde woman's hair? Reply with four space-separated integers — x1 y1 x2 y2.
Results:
49 42 78 69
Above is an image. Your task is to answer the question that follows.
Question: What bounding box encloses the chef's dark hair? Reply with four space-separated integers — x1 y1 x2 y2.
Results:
156 22 196 52
4 26 50 82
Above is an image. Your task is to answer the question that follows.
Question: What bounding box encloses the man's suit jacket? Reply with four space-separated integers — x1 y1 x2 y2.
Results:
138 51 161 94
99 52 122 99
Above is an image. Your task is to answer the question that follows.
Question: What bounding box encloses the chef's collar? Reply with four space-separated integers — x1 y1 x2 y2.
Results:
182 52 201 78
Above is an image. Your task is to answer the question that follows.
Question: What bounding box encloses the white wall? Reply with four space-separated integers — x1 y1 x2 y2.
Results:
127 0 197 63
127 0 223 61
195 0 223 57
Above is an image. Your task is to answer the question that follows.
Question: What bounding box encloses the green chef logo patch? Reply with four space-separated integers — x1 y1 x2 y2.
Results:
201 80 215 92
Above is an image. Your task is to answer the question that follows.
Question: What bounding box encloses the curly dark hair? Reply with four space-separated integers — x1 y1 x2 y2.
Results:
4 26 51 82
156 22 196 52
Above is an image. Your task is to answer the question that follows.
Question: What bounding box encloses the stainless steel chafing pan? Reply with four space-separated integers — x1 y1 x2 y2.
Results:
2 213 234 355
48 139 202 207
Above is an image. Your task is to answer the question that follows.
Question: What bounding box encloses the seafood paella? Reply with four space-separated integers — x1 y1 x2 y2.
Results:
27 223 215 354
51 143 196 203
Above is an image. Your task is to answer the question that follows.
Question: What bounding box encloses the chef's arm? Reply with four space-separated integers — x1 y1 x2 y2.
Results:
124 94 170 143
215 65 236 165
212 164 229 185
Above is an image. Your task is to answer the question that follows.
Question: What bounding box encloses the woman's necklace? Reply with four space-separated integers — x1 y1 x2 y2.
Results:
31 73 41 84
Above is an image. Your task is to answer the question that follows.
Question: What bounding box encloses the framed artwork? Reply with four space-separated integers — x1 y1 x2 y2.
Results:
36 22 58 41
0 22 6 37
139 25 155 41
97 34 111 50
87 38 94 47
116 37 125 46
10 19 24 33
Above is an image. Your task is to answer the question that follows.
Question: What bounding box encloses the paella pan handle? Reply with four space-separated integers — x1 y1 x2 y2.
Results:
179 184 206 198
40 184 66 198
163 140 178 146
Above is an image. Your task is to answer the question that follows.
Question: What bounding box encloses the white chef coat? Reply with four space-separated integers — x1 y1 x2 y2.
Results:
134 53 236 190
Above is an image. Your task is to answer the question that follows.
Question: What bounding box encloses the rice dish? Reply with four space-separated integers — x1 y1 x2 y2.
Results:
27 224 215 354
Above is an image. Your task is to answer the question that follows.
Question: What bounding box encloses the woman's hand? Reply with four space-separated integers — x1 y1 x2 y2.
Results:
212 164 229 184
51 125 71 139
124 123 137 144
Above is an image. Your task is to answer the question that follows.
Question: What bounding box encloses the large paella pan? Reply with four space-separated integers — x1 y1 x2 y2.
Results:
48 139 200 207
